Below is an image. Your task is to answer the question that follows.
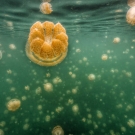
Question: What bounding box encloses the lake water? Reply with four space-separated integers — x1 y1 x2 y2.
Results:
0 0 135 135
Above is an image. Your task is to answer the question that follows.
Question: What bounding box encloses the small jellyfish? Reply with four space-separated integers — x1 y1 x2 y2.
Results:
0 129 4 135
76 48 81 53
9 44 16 50
7 99 21 111
101 54 108 60
127 0 135 7
45 115 51 122
121 126 126 132
23 123 29 130
24 85 30 90
43 83 53 92
52 77 62 84
52 126 64 135
97 110 103 118
40 1 53 14
113 37 120 43
72 104 79 113
88 74 96 81
126 6 135 25
127 119 135 127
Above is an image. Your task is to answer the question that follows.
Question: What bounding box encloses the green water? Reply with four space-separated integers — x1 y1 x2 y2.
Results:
0 0 135 135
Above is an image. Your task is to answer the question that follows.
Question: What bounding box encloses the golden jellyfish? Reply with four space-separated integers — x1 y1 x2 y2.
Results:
43 82 53 92
7 99 21 111
52 126 64 135
126 6 135 25
101 54 108 60
113 37 120 43
40 1 53 14
72 104 79 113
26 21 68 66
88 74 96 81
127 0 135 7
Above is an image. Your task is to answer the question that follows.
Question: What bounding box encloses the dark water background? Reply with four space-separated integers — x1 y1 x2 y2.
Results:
0 0 135 135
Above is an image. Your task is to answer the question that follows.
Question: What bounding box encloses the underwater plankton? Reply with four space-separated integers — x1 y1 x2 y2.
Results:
26 21 68 66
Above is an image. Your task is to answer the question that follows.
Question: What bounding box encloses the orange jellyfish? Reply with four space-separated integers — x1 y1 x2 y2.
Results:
26 21 68 66
40 1 53 14
7 99 21 111
126 6 135 25
127 0 135 7
52 126 64 135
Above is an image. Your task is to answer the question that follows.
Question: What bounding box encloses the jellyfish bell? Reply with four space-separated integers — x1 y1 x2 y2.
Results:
26 21 68 66
52 126 64 135
7 99 21 111
126 6 135 25
127 0 135 7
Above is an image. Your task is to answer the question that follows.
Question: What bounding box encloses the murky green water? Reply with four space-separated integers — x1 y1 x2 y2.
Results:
0 0 135 135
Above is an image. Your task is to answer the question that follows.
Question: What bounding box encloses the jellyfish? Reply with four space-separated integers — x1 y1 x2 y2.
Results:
7 99 21 111
101 54 108 60
97 110 103 118
72 104 79 113
0 129 4 135
113 37 120 43
26 21 68 66
9 44 16 50
126 6 135 25
45 115 51 122
88 74 96 81
40 1 53 14
127 0 135 7
43 83 53 92
127 119 135 127
52 126 64 135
